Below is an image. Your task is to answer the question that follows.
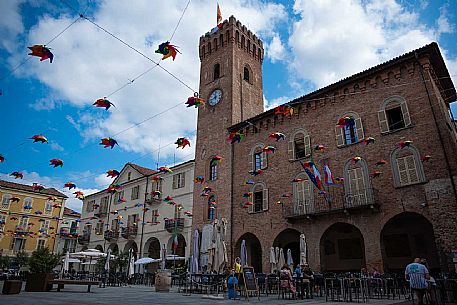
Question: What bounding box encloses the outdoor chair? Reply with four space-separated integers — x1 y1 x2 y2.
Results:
313 273 325 297
256 273 267 295
267 273 278 295
325 277 343 302
278 271 296 300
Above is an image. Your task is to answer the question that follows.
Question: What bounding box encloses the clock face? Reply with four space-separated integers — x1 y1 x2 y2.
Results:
208 89 223 106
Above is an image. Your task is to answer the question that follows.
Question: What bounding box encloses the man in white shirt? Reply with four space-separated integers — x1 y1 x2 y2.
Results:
405 258 430 305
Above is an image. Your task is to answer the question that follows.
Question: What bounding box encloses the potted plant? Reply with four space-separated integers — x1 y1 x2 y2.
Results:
25 248 60 292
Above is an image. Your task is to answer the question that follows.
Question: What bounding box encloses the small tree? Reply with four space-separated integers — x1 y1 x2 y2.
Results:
28 247 60 273
115 251 129 273
0 256 11 270
15 250 29 269
95 257 106 273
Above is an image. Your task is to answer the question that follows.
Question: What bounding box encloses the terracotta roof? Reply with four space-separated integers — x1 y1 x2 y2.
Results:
0 179 68 198
229 42 456 132
63 207 81 218
128 163 157 176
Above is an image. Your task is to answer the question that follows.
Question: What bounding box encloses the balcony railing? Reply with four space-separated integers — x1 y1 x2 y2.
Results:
77 233 91 245
145 193 162 204
284 187 378 220
121 226 138 239
104 229 120 241
95 204 109 217
164 218 185 233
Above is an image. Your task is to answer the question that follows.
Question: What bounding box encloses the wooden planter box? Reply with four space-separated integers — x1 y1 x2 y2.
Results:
2 280 22 294
25 273 54 292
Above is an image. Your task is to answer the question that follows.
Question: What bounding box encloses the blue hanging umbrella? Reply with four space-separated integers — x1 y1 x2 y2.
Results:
240 240 248 267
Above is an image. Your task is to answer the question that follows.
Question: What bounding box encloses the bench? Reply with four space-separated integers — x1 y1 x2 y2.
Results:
50 279 100 292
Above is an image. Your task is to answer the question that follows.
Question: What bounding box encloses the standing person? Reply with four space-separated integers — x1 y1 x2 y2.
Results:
420 259 437 305
405 258 430 305
234 257 241 279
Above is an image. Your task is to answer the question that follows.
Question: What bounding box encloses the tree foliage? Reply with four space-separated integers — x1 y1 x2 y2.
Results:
28 247 60 273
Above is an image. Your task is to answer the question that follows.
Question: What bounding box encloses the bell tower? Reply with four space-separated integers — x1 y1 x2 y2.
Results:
192 16 264 261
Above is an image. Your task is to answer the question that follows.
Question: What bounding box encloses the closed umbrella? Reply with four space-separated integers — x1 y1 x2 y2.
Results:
240 240 248 267
60 251 70 278
191 229 199 273
278 248 285 269
275 247 280 272
161 244 167 270
287 248 293 267
300 234 307 265
104 249 111 272
208 219 218 271
128 250 135 277
269 247 276 274
216 218 228 273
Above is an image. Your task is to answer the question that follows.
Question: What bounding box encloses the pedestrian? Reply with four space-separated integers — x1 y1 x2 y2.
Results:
405 258 430 305
420 259 437 305
227 269 238 300
234 257 241 279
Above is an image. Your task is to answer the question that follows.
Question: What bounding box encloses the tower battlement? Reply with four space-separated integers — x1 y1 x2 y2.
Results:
199 15 264 63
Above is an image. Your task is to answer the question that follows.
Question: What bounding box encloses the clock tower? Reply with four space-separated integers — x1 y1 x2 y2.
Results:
192 15 264 264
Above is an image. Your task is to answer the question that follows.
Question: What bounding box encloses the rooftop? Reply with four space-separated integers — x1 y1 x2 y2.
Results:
63 207 81 218
0 179 68 198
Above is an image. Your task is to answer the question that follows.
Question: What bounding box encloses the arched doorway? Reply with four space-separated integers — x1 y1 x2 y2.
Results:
235 233 262 273
124 241 138 259
273 229 301 268
381 212 439 273
144 237 160 259
320 223 366 272
167 234 186 257
95 244 104 252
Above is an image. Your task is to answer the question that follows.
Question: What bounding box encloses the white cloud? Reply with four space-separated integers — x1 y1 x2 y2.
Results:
287 0 438 88
437 5 454 34
30 97 59 111
50 141 64 151
95 173 114 188
62 187 99 213
264 95 291 110
0 0 24 52
266 33 286 63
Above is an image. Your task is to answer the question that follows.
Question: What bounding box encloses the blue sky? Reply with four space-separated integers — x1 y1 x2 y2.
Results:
1 0 456 211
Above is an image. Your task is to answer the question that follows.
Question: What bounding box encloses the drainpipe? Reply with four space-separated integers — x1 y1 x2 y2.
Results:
415 52 457 204
139 176 149 263
230 139 235 266
103 192 114 252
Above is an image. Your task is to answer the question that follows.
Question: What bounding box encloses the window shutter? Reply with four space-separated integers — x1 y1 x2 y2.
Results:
181 173 185 187
249 151 254 171
401 101 411 127
304 180 314 212
335 127 345 147
288 140 295 160
172 175 177 189
304 135 311 156
397 157 409 185
354 117 364 141
262 188 269 211
248 197 254 213
406 155 419 183
378 110 389 133
261 151 268 169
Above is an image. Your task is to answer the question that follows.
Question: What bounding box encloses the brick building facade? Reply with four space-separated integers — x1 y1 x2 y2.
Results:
192 16 457 274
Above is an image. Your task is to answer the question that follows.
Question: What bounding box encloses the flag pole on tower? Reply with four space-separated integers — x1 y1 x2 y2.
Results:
217 3 223 29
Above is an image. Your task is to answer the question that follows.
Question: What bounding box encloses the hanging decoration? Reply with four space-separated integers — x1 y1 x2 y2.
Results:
100 137 118 149
152 175 163 182
186 96 205 108
314 145 325 153
47 196 57 201
421 155 431 162
175 137 191 149
93 98 115 110
200 187 212 197
370 171 382 178
336 116 355 128
9 197 20 203
323 163 335 185
268 132 285 142
351 156 362 164
28 45 53 63
262 145 276 154
362 137 375 145
49 159 64 167
244 180 255 185
184 211 193 217
64 182 76 190
249 169 264 176
10 172 23 179
397 140 412 149
0 154 4 163
107 184 122 194
210 155 223 165
155 41 181 60
194 176 205 184
292 178 304 183
30 134 48 143
106 169 120 178
274 105 294 116
227 132 245 144
74 191 85 200
375 159 387 167
158 166 172 174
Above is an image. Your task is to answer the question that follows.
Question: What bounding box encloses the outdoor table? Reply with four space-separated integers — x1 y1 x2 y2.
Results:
293 276 312 299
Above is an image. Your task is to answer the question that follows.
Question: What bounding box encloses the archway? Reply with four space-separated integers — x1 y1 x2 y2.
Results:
144 237 160 259
235 233 262 273
273 229 301 268
95 244 104 252
320 223 366 272
108 243 119 254
381 212 439 273
167 234 186 257
124 240 138 259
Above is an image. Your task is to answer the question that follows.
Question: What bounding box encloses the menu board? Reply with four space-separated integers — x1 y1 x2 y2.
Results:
242 266 259 300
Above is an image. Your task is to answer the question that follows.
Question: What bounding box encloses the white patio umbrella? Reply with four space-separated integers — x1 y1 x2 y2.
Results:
269 247 277 274
161 244 167 270
166 255 185 261
60 251 70 278
104 249 111 272
278 248 285 269
300 234 307 265
287 248 293 267
240 240 248 267
128 250 135 277
218 218 228 273
134 257 161 265
191 229 199 273
275 247 280 272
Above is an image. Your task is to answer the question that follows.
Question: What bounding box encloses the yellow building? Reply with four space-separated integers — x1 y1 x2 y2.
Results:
0 179 67 257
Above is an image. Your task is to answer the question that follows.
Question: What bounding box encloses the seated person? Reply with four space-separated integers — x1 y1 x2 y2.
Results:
280 264 296 298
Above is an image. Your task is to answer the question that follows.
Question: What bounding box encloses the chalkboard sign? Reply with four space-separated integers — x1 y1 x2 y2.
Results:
242 266 259 300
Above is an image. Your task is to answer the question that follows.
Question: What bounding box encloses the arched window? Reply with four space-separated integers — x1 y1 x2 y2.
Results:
253 45 256 58
201 45 206 57
343 158 372 207
378 96 411 133
213 63 220 80
258 48 262 61
250 144 267 172
208 195 216 220
335 112 364 147
1 194 11 209
209 159 218 181
249 183 268 213
247 40 251 53
207 42 212 54
243 67 250 82
219 34 224 47
241 35 245 49
293 173 314 214
390 145 425 187
235 31 240 44
288 130 311 160
213 38 217 51
23 197 33 210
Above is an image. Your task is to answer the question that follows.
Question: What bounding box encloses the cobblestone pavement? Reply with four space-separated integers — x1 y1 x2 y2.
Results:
0 283 411 305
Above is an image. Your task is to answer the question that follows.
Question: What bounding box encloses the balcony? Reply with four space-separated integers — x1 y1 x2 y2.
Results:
94 204 109 218
164 218 185 233
121 226 138 239
104 229 120 241
77 233 91 245
145 193 162 205
59 227 78 238
284 187 379 221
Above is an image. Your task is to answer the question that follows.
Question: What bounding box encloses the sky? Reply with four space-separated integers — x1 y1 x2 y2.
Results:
0 0 456 212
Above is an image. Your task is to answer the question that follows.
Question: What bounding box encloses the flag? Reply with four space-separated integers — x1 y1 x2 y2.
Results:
323 164 335 185
172 234 179 251
304 168 321 191
312 164 323 189
217 3 223 29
